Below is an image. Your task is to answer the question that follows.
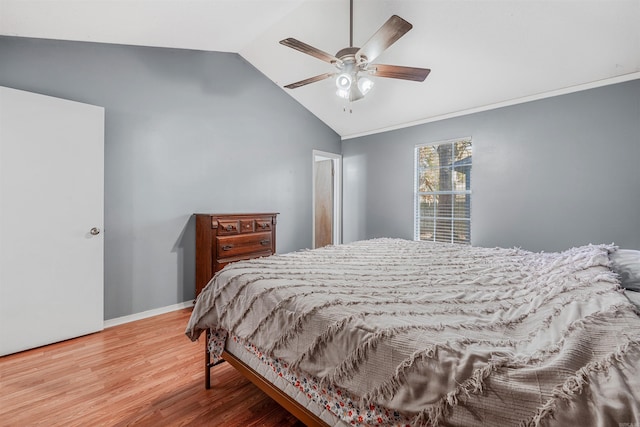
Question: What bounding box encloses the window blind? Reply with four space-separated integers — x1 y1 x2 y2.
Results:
414 138 472 244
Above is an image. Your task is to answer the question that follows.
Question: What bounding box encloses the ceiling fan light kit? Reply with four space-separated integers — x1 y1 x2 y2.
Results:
279 0 430 103
336 73 352 91
336 73 373 101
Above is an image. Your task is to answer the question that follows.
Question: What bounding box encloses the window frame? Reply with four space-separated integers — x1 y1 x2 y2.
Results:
414 137 472 244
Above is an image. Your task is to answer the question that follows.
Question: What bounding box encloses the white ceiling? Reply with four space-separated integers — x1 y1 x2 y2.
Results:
2 0 639 139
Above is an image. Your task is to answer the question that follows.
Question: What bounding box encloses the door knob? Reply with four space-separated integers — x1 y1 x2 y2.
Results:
90 227 101 235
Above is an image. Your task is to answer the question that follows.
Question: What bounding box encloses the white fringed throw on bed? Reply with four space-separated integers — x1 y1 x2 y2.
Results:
186 239 640 426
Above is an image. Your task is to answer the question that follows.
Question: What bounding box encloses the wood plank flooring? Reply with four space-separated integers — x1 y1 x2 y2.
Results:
0 308 305 427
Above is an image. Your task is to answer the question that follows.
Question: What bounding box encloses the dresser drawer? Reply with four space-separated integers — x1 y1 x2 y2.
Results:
255 219 272 232
217 220 239 235
239 219 255 233
216 232 273 258
215 253 270 272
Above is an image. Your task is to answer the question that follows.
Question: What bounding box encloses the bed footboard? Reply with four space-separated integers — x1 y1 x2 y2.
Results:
204 330 327 426
219 349 327 427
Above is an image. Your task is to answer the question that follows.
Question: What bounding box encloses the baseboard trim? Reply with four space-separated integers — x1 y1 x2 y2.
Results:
103 300 194 329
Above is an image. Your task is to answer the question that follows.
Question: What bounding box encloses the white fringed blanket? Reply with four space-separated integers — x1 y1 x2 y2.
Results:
186 239 640 426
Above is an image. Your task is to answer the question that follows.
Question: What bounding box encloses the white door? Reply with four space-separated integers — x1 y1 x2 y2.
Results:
0 87 104 356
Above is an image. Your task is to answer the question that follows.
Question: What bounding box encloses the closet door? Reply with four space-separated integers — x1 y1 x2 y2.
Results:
314 159 334 248
0 87 104 356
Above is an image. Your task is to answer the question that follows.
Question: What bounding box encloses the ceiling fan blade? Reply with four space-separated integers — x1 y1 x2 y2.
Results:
368 64 431 82
356 15 412 64
284 72 335 89
279 38 342 65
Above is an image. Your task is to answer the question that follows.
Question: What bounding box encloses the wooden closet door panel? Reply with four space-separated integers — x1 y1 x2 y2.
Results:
314 159 333 248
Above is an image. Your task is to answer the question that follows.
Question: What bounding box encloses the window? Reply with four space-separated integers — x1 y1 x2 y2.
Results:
414 138 472 244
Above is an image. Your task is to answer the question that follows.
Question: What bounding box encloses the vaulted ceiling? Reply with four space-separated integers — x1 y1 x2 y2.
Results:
2 0 639 139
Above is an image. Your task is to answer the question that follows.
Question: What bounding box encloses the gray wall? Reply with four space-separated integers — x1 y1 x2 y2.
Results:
343 79 640 252
0 36 341 320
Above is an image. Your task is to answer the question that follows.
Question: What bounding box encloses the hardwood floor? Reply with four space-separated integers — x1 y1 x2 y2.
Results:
0 308 305 427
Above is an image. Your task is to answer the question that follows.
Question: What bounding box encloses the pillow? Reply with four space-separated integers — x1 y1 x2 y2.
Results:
609 249 640 292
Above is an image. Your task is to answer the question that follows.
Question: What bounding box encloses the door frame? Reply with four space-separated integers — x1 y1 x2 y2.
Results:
312 150 342 248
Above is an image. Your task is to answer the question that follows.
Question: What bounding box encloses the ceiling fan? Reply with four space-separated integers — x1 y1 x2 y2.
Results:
279 0 431 102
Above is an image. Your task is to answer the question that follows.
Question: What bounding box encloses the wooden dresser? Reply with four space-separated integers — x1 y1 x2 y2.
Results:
194 213 278 297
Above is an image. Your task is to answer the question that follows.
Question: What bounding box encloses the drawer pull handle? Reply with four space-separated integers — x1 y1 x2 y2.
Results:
225 225 235 231
222 245 233 251
260 223 268 229
260 239 271 246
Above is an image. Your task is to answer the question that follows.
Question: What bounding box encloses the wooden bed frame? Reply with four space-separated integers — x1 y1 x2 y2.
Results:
205 330 328 427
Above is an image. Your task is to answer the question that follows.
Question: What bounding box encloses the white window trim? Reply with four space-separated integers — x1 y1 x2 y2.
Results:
414 137 472 243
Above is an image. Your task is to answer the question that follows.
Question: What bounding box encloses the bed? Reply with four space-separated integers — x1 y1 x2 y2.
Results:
186 238 640 426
